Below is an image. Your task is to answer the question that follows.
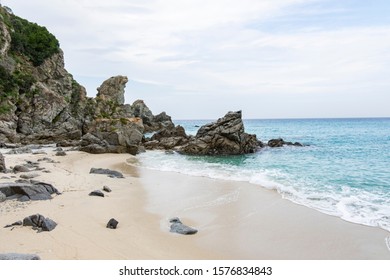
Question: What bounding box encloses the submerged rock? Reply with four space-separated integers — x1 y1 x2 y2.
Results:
169 217 198 235
268 138 303 148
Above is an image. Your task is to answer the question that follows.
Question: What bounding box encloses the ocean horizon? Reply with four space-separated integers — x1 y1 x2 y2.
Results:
138 117 390 232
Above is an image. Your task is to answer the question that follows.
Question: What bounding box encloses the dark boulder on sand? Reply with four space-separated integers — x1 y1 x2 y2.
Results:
0 182 60 201
23 214 57 232
89 168 124 178
106 218 119 229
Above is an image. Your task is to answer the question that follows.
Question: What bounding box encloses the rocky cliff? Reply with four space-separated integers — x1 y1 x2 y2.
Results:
0 6 172 154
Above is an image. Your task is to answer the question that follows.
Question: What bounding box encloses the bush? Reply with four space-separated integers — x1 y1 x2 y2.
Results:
9 15 60 66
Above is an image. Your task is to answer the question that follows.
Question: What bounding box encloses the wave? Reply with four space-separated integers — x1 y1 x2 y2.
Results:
134 150 390 232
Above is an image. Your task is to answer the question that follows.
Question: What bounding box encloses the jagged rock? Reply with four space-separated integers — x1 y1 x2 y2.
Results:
268 138 303 147
89 168 124 178
80 118 143 155
0 253 40 260
96 76 127 106
169 217 198 235
131 100 174 133
179 111 259 155
0 182 60 201
103 186 112 193
89 190 105 197
144 125 189 150
0 153 6 173
106 218 119 229
23 214 57 232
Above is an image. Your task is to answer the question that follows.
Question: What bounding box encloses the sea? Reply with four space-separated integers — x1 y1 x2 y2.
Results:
137 118 390 232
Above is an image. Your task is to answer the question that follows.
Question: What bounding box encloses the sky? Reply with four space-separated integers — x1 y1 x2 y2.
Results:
2 0 390 119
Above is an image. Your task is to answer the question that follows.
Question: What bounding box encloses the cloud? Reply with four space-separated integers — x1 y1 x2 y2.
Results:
3 0 390 118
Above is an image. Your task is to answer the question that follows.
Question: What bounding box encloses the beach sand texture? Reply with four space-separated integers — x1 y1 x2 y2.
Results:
0 150 389 259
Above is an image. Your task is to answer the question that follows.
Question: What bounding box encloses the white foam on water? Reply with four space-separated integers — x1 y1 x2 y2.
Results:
136 150 390 232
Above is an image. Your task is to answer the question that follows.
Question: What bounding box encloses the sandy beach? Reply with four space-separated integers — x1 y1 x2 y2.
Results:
0 149 389 260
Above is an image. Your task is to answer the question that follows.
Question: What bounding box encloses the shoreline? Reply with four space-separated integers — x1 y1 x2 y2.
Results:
0 150 389 259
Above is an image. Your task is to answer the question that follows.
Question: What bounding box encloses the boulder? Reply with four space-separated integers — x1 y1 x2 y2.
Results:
23 214 57 232
103 186 112 193
89 190 105 197
0 182 60 201
268 138 304 148
106 218 119 229
169 217 198 235
80 118 144 155
89 168 124 178
179 111 259 155
13 165 30 173
144 125 190 150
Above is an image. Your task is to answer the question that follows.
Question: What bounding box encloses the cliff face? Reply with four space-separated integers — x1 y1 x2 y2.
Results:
0 6 172 151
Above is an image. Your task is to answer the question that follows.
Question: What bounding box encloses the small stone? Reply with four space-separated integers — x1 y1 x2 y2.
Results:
13 165 30 173
0 192 6 202
103 186 112 193
55 151 67 156
4 220 23 228
89 190 105 197
106 218 119 229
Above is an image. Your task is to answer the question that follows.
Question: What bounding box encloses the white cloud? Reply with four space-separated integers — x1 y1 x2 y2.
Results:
3 0 390 118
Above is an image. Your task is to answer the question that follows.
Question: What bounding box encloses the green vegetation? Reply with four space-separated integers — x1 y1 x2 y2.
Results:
6 11 60 66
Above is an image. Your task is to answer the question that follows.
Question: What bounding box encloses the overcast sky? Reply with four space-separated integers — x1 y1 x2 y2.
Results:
3 0 390 119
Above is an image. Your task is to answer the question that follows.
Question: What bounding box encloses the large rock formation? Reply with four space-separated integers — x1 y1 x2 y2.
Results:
0 6 173 153
179 111 259 155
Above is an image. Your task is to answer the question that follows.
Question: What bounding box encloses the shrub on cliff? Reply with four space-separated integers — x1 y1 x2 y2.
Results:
9 15 60 66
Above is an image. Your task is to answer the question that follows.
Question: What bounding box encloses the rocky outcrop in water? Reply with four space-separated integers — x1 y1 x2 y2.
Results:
267 138 304 148
179 111 259 155
144 125 190 150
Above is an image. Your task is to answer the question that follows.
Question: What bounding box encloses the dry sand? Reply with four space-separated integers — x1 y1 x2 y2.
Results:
0 149 389 259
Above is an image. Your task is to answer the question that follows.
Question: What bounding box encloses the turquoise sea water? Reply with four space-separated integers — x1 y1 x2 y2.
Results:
137 118 390 232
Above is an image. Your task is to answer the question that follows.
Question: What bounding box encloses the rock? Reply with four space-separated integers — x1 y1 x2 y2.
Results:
89 168 124 178
55 150 67 156
89 190 105 197
268 138 304 147
0 182 61 201
96 76 127 106
6 147 33 154
13 165 30 173
0 253 40 260
103 186 112 193
0 153 6 173
179 111 259 155
169 217 198 235
20 173 40 179
106 218 119 229
0 191 6 202
80 118 144 155
144 125 190 150
23 214 57 232
4 220 23 228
